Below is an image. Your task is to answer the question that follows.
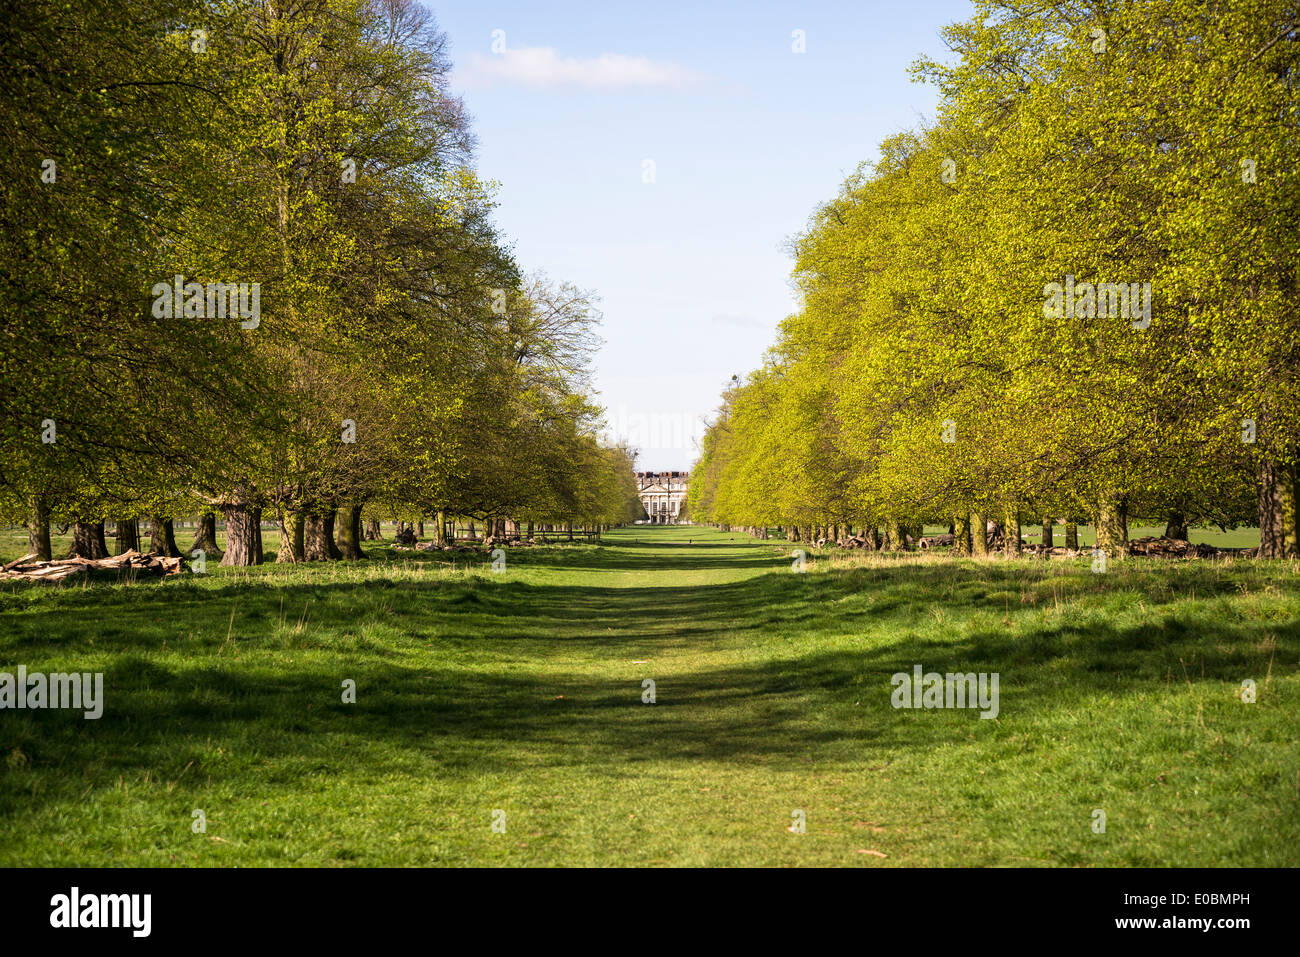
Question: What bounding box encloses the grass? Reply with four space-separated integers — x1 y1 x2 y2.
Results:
0 525 1296 866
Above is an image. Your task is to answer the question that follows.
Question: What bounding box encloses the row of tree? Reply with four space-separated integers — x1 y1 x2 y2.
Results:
689 0 1300 557
1 0 642 564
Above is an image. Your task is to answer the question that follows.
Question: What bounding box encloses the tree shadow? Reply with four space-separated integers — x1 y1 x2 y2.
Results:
2 545 1296 825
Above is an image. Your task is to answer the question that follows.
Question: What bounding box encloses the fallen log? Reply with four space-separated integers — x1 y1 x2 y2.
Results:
0 549 184 583
1127 537 1226 559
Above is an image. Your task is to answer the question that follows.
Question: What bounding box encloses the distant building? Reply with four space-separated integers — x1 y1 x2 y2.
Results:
636 471 689 524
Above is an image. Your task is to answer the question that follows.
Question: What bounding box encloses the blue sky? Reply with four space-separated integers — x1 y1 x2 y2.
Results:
433 0 974 470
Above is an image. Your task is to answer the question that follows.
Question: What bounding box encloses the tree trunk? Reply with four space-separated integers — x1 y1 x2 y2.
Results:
435 510 448 546
468 521 476 541
954 514 971 556
276 508 305 563
116 517 140 555
189 511 223 558
323 511 342 559
971 512 989 557
1004 507 1021 557
1257 459 1298 558
1064 522 1079 549
219 504 263 566
337 505 365 560
303 512 334 561
149 516 182 557
27 498 52 561
1095 498 1128 559
566 521 574 542
1041 517 1053 549
1163 511 1189 541
363 517 383 540
416 519 424 539
69 520 109 559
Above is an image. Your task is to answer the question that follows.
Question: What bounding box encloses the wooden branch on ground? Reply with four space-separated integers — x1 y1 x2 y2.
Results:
0 550 184 582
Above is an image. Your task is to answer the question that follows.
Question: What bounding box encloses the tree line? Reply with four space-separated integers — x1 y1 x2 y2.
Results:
689 0 1299 558
1 0 642 564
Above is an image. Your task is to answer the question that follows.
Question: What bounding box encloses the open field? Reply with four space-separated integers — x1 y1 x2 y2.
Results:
1 525 1296 866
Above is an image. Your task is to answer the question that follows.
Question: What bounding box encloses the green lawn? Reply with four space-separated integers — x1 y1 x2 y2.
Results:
0 525 1296 866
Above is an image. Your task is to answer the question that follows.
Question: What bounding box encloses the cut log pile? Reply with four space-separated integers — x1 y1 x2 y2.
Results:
1020 538 1251 559
392 537 545 554
0 549 185 583
826 534 893 549
806 531 1251 560
1126 537 1250 559
406 542 484 553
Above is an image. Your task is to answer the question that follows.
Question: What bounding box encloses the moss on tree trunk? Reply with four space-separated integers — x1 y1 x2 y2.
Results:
971 512 989 557
277 509 305 562
337 505 365 559
954 514 971 556
27 498 51 561
1094 498 1128 558
1004 507 1021 557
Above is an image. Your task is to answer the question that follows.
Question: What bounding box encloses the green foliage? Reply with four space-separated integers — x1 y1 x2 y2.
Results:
0 0 638 548
691 0 1298 547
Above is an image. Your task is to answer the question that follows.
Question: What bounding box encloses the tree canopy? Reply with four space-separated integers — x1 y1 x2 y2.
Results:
1 0 641 562
689 0 1299 557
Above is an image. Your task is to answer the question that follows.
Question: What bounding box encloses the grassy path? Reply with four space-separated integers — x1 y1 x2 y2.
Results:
1 525 1297 865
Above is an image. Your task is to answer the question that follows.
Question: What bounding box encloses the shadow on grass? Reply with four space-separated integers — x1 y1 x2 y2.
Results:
2 539 1297 823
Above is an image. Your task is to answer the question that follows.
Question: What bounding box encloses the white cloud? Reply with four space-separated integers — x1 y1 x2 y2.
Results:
454 47 701 90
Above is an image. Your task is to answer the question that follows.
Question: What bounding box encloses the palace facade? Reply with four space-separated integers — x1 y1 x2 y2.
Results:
636 471 689 524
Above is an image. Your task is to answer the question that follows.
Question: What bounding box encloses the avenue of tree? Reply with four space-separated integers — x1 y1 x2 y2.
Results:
1 0 643 565
689 0 1300 558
